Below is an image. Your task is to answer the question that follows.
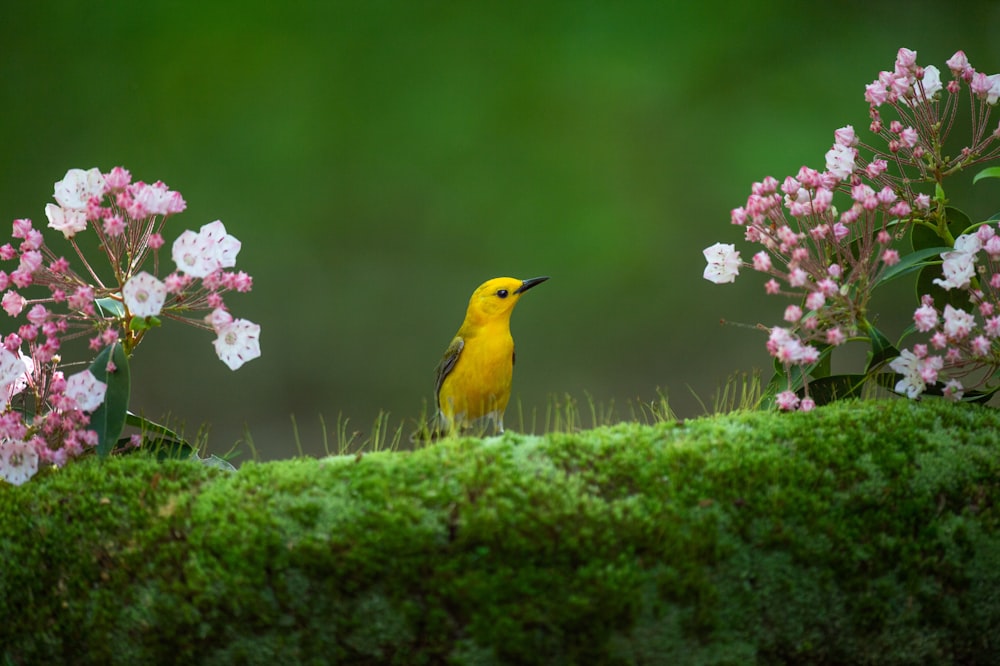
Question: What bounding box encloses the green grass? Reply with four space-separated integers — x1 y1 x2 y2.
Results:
2 398 999 664
291 382 709 459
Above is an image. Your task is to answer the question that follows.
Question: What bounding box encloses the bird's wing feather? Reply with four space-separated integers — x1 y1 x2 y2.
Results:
434 336 464 408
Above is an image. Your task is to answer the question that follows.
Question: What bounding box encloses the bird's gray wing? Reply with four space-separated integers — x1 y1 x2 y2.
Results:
434 336 464 409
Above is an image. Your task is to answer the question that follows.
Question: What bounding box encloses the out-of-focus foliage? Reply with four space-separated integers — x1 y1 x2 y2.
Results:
2 1 999 457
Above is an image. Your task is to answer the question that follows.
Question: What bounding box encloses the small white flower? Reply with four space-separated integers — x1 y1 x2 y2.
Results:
64 370 108 412
933 235 981 291
0 440 38 486
53 167 106 210
987 73 1000 106
890 349 927 398
122 271 167 318
942 305 976 341
199 220 241 268
825 143 855 180
44 204 88 239
0 349 28 400
909 65 942 104
171 230 216 278
214 318 261 370
172 221 243 278
702 243 741 284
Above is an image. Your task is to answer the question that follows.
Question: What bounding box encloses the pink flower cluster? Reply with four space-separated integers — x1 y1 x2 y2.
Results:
0 343 108 484
892 224 1000 399
0 166 261 484
704 48 1000 409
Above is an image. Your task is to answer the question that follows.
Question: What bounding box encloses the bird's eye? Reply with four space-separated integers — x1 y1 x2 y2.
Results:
496 289 509 299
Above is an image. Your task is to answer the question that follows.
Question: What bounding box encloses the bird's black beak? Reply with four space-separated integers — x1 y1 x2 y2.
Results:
514 276 550 294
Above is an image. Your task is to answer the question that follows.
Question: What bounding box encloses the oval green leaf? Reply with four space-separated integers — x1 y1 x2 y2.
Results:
875 246 952 287
973 166 1000 184
95 297 125 319
801 374 867 405
910 206 972 251
88 342 130 458
865 325 899 372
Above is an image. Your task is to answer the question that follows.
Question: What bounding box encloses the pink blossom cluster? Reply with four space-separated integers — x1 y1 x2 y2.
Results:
0 346 107 484
892 223 1000 399
863 48 1000 179
704 48 1000 409
0 166 261 484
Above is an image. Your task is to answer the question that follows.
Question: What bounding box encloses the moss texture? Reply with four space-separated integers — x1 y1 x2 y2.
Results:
2 398 999 665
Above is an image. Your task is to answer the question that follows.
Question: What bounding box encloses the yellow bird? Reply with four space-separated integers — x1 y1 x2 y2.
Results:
431 276 549 437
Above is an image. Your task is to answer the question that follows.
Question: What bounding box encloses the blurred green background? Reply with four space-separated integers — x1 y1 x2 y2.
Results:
2 2 999 459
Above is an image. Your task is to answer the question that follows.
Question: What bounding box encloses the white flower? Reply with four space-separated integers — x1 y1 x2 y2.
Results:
890 349 928 398
987 73 1000 106
942 304 976 341
825 143 855 180
44 203 88 239
954 233 983 254
122 271 167 318
53 167 105 210
199 220 241 268
933 234 981 290
213 318 261 370
172 221 242 277
702 242 741 284
171 230 216 278
0 440 38 486
131 182 173 217
914 65 942 102
0 349 28 401
64 369 108 412
913 303 939 332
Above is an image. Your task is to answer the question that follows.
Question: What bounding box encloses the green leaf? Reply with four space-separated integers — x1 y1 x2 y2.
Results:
125 411 182 440
128 315 163 332
95 297 125 319
124 412 200 460
200 454 237 472
875 246 952 286
865 325 899 372
973 166 1000 184
88 343 130 458
803 374 867 405
910 206 971 250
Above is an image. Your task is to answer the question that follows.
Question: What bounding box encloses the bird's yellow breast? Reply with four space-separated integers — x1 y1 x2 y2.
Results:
438 322 514 424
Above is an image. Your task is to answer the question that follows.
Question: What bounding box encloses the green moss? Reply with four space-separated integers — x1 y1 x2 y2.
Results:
2 399 999 664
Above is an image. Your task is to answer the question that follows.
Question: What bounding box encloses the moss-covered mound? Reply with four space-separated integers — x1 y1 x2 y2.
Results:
2 399 999 665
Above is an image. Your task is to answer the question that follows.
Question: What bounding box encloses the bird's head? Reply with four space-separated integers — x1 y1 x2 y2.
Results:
464 276 549 324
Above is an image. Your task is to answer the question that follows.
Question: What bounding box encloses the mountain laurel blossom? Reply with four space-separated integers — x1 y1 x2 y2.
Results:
63 369 108 412
703 47 1000 408
702 243 741 284
122 271 168 318
211 313 262 371
0 166 261 485
0 440 38 486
